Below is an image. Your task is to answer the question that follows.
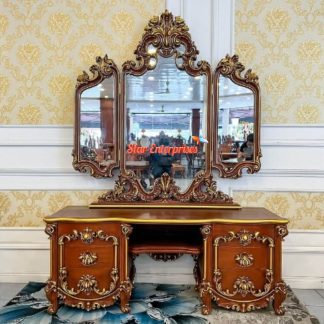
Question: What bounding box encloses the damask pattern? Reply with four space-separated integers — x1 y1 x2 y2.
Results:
0 191 105 226
235 0 323 123
0 0 164 124
0 190 322 228
233 191 324 230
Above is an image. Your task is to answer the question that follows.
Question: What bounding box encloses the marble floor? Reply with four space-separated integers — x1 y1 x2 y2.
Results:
0 283 323 323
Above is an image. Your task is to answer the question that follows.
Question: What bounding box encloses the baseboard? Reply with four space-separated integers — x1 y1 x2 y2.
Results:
0 228 323 289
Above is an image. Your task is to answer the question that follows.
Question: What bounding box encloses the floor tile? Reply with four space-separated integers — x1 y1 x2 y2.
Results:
306 306 324 324
0 283 26 302
317 290 324 299
293 289 324 307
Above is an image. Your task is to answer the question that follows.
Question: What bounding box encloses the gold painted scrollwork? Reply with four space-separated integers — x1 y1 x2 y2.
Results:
235 253 254 267
58 229 119 298
76 54 116 87
79 251 98 266
213 230 274 298
45 224 56 237
276 225 288 238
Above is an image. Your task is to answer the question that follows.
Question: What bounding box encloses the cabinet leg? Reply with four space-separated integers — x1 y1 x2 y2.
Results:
273 282 287 315
119 280 132 313
45 280 59 314
199 282 212 315
120 294 131 313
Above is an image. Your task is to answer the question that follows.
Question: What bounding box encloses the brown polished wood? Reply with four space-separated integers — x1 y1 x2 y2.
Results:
45 206 288 315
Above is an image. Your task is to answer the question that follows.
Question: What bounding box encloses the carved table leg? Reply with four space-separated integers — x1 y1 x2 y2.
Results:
199 281 212 315
273 282 287 315
119 280 132 313
45 280 58 314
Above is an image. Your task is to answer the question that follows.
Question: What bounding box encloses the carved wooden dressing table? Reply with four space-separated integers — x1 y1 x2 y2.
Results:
45 206 288 315
44 11 288 317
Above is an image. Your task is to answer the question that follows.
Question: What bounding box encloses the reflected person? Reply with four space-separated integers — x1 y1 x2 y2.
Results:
238 133 254 161
150 137 175 179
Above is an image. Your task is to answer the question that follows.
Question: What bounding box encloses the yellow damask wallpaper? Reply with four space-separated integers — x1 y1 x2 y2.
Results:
235 0 323 123
0 0 165 124
233 191 324 230
0 190 322 228
0 191 106 227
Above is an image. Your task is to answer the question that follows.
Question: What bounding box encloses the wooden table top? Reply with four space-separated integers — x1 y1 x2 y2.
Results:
44 206 288 225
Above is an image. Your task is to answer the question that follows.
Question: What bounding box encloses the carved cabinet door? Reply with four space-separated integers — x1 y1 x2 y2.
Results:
210 224 276 312
45 221 133 313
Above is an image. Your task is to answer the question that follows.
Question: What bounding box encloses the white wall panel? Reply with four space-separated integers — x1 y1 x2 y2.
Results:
1 125 323 191
166 0 234 65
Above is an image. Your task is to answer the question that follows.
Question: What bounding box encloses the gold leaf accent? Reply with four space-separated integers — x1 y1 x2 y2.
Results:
235 253 254 267
79 251 98 266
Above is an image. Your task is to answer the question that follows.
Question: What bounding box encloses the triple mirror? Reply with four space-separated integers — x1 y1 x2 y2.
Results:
73 11 261 206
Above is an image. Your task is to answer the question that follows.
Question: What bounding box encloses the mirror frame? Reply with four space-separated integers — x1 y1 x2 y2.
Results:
94 11 237 207
73 55 120 178
212 54 262 178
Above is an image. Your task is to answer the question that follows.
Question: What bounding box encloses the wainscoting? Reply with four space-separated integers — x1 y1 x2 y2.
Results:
0 227 323 289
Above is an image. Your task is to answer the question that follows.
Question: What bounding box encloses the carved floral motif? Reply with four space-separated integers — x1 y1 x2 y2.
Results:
235 253 254 267
79 251 98 266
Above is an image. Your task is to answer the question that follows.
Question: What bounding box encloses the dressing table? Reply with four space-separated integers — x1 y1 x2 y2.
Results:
44 11 288 316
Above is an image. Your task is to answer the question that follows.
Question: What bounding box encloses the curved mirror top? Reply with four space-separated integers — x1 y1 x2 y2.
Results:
125 55 208 192
218 75 255 165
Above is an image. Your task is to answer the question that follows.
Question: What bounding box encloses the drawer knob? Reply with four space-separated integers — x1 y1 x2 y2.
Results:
235 252 254 267
79 251 98 266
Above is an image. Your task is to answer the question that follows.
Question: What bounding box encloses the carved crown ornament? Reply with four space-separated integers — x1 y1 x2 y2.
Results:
73 10 262 207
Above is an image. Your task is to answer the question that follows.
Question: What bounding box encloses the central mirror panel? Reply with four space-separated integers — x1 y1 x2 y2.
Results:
125 55 208 192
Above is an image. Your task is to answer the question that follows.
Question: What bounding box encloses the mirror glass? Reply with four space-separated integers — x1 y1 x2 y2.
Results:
217 75 255 166
125 55 208 192
80 77 116 168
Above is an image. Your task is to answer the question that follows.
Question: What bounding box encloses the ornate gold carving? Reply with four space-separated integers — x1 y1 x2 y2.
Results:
76 54 117 87
213 230 274 299
238 230 253 246
77 274 98 295
121 224 133 237
45 224 56 237
58 229 119 298
234 276 255 297
235 253 254 267
217 54 259 84
276 225 288 238
97 172 235 206
79 251 98 266
80 227 95 244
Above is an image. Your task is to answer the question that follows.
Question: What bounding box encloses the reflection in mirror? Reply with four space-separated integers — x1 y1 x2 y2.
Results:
213 54 261 178
218 76 254 165
80 77 116 167
125 55 208 192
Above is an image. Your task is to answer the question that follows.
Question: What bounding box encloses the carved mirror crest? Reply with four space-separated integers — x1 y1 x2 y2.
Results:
73 55 119 177
212 55 261 178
